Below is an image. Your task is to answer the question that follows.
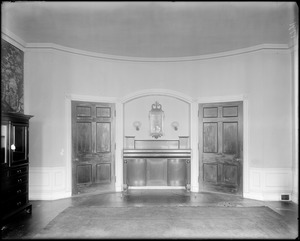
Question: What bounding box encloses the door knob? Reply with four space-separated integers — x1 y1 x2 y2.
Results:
74 158 79 162
235 158 241 162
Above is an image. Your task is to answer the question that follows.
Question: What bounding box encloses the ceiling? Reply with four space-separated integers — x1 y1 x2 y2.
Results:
1 2 298 58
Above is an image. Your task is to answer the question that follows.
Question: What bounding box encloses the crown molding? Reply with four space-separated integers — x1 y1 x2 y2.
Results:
24 43 291 62
2 28 292 62
1 28 26 51
65 94 118 103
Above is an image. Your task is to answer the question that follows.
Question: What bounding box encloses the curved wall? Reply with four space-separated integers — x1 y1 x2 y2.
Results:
0 37 288 200
23 46 292 170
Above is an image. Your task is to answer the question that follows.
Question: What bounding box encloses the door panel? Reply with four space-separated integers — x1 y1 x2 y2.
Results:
223 122 238 154
77 164 92 184
72 101 115 195
199 101 243 195
203 163 218 183
203 107 218 118
222 106 238 117
223 164 238 185
96 107 111 118
203 122 218 153
95 163 111 183
96 122 111 153
76 122 93 153
76 106 92 117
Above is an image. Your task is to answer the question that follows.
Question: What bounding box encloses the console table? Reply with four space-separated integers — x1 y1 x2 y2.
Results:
123 149 191 191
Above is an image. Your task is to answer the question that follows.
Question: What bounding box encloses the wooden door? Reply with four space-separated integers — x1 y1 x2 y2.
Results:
72 101 115 195
199 101 243 195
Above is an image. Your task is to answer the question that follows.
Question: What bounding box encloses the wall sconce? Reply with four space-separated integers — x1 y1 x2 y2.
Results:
171 121 179 131
133 121 142 131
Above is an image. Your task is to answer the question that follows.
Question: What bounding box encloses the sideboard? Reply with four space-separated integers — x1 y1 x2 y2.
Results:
123 148 191 191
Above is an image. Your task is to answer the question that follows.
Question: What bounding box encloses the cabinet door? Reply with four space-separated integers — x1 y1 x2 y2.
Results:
146 158 168 186
126 159 147 186
167 159 187 186
1 124 9 164
11 123 28 166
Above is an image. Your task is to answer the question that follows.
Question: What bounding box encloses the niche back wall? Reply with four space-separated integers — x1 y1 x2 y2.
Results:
124 95 190 141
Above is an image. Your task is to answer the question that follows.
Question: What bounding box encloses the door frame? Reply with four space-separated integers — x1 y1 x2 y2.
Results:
197 95 249 196
65 94 119 196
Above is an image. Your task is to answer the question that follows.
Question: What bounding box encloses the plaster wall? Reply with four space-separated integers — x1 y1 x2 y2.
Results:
124 95 190 141
23 47 292 172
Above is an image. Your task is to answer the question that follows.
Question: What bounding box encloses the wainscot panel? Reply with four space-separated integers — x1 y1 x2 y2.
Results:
244 168 293 201
29 167 71 200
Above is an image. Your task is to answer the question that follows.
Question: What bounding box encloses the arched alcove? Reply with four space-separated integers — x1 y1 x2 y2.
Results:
123 92 191 142
115 89 196 191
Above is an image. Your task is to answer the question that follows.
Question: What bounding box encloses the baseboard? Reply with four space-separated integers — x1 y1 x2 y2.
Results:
244 192 292 201
244 192 264 201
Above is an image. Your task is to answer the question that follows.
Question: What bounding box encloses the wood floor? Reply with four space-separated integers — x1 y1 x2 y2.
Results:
1 190 298 239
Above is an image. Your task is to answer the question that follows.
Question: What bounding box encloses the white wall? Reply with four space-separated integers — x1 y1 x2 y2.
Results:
24 47 292 167
124 95 190 140
22 45 294 200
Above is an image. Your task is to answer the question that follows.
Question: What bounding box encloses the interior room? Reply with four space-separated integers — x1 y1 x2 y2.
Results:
1 2 298 239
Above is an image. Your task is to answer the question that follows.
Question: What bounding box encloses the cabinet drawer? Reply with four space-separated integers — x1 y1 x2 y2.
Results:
11 174 28 186
10 166 28 177
1 184 28 199
2 194 28 216
1 176 28 191
1 169 9 180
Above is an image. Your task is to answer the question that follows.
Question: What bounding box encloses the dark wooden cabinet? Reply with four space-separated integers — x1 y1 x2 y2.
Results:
1 112 33 227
